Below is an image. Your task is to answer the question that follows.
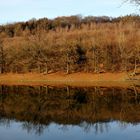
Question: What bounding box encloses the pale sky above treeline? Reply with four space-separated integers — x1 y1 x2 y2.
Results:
0 0 138 24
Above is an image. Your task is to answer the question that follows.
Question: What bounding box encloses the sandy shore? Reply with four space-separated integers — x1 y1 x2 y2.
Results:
0 72 140 87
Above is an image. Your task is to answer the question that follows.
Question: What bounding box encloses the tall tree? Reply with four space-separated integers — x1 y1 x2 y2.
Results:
0 41 5 74
126 0 140 6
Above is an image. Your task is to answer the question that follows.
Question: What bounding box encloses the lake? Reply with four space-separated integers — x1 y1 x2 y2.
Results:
0 85 140 140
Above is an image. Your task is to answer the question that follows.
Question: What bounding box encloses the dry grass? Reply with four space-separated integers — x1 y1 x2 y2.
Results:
0 72 139 87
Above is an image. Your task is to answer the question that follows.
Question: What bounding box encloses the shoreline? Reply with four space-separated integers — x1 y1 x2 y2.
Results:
0 72 140 87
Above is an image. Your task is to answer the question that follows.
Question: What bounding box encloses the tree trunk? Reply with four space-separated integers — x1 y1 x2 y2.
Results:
45 62 48 74
0 67 2 74
67 62 70 74
134 56 137 75
38 64 41 73
66 53 70 74
93 47 97 72
0 43 4 74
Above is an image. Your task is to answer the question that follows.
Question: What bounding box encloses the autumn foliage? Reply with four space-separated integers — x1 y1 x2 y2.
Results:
0 15 140 73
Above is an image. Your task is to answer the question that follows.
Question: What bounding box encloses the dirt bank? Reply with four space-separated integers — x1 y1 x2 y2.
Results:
0 72 140 87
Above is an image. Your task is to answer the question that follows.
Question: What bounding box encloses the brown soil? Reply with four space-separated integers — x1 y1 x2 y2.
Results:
0 72 140 87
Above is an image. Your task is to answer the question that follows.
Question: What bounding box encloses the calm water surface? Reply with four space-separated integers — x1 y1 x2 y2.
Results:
0 85 140 140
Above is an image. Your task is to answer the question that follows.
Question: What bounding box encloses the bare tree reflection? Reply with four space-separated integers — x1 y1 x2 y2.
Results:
0 85 139 135
22 121 47 136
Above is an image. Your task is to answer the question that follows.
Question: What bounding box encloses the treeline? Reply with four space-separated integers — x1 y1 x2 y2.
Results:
0 15 140 38
0 15 140 73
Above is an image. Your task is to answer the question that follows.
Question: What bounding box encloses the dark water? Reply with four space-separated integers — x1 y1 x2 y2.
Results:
0 85 140 140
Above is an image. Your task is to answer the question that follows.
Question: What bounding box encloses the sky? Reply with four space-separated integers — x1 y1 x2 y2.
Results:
0 0 139 24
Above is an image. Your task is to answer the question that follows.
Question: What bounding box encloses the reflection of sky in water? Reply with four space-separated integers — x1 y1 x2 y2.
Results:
0 120 140 140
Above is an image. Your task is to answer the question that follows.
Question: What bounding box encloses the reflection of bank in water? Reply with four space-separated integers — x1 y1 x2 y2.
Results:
0 86 140 124
0 85 140 134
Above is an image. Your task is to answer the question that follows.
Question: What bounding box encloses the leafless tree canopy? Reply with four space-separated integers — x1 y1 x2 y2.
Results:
0 15 140 74
127 0 140 5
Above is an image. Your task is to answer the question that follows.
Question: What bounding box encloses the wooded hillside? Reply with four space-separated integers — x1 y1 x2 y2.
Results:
0 15 140 74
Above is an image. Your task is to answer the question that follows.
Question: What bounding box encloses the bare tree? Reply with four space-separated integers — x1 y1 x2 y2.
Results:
0 41 5 74
125 0 140 6
129 0 140 5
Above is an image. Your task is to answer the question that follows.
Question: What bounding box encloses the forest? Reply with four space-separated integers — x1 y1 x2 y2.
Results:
0 15 140 74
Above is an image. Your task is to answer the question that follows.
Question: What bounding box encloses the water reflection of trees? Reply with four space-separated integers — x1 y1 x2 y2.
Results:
22 121 47 136
79 121 110 134
0 85 139 135
0 118 11 128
